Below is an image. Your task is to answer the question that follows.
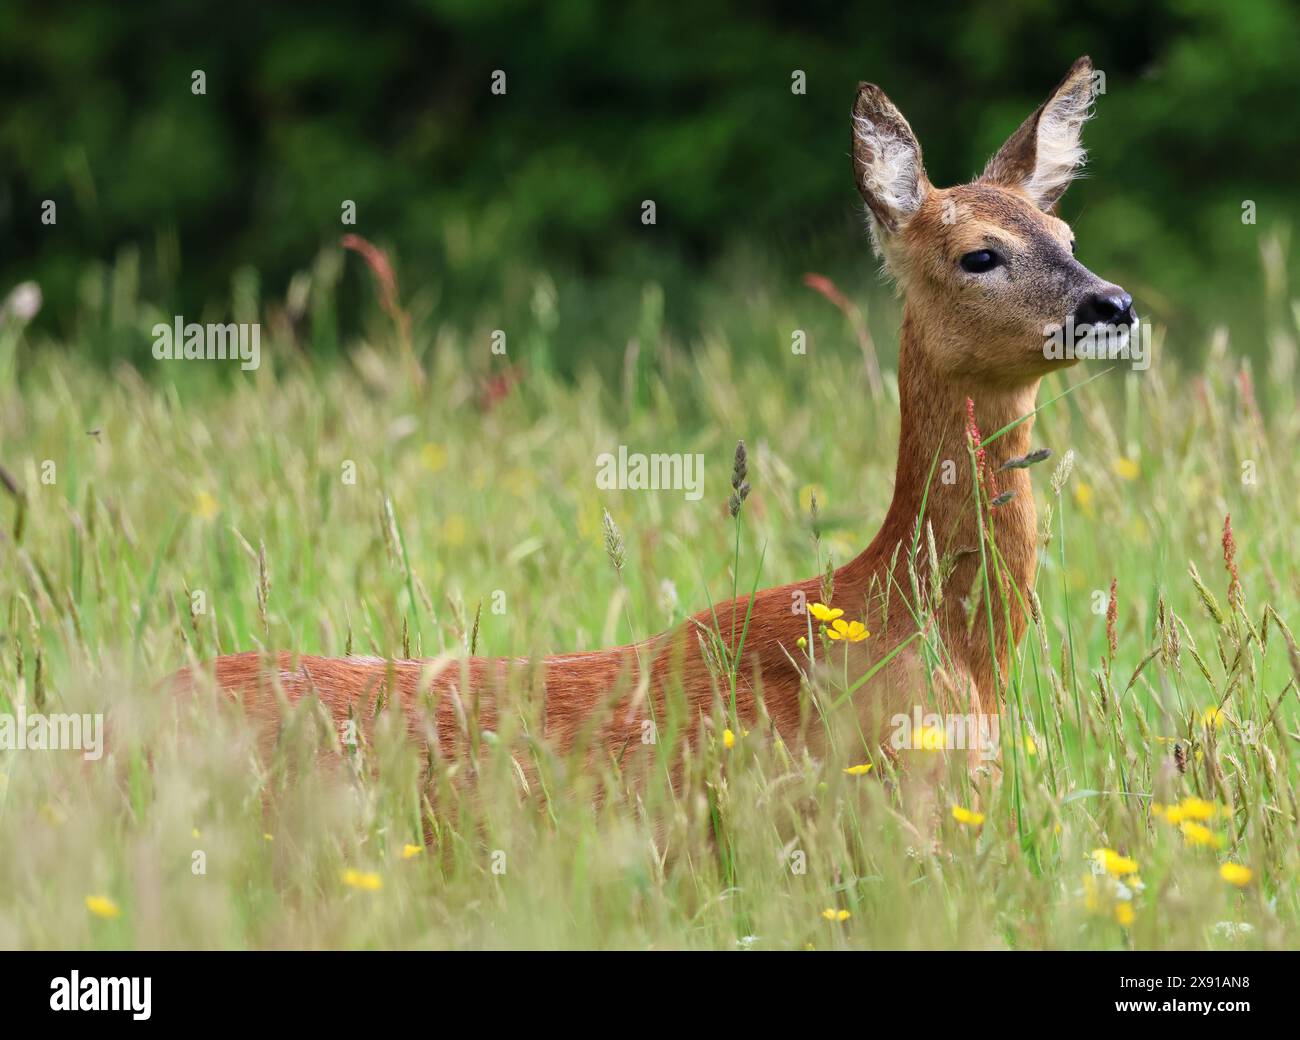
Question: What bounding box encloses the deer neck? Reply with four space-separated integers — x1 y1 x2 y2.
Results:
887 305 1040 532
843 304 1043 705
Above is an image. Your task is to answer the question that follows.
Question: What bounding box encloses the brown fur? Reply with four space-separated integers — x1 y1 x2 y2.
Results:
172 57 1131 776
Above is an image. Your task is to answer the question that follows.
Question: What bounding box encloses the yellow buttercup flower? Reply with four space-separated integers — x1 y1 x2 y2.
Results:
85 895 121 920
1155 797 1230 837
1219 863 1253 887
1113 457 1140 481
1152 801 1185 824
1114 901 1135 927
952 805 985 827
191 490 219 520
402 844 424 860
914 724 946 751
827 619 869 642
342 869 383 891
1074 482 1094 512
1179 821 1224 849
723 728 750 749
1024 734 1038 755
821 908 851 922
843 763 873 776
808 602 843 623
1201 706 1224 729
1177 797 1221 822
1091 848 1140 876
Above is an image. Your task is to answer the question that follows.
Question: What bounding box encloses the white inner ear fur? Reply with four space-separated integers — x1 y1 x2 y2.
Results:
853 114 926 224
1025 89 1092 205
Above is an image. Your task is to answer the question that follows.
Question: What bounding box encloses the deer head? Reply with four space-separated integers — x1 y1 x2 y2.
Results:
851 56 1137 387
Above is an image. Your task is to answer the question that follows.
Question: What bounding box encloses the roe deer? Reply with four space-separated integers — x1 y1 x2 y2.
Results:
172 56 1136 775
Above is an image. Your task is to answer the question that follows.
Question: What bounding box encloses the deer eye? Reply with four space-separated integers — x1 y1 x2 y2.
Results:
959 249 1001 273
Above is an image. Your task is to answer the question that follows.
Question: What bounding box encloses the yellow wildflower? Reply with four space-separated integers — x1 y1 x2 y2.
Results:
1091 848 1140 876
85 895 121 920
191 490 219 520
827 619 869 642
821 908 851 922
1152 801 1184 824
342 868 383 891
1114 901 1135 927
952 805 985 827
808 602 843 623
914 724 946 751
1113 458 1140 481
402 844 424 860
1219 863 1253 887
1201 706 1224 729
1179 821 1224 849
1177 797 1222 822
843 763 873 776
1074 482 1094 513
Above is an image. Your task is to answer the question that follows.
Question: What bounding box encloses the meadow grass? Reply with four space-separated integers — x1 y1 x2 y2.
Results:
0 249 1297 950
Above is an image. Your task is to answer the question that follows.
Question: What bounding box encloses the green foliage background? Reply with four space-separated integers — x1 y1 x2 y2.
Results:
2 0 1299 369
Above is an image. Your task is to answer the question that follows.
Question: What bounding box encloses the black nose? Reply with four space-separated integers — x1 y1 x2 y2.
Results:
1074 290 1135 328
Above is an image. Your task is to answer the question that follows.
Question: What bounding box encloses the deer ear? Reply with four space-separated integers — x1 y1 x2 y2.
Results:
982 56 1095 210
852 83 929 235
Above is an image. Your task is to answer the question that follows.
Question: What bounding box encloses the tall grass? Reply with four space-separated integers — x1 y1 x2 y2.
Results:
0 241 1296 949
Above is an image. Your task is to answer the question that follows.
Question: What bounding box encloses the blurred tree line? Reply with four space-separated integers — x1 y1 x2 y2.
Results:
2 0 1298 368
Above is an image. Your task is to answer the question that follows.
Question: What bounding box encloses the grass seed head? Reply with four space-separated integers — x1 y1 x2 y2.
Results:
728 439 751 517
601 508 626 575
1050 448 1075 496
1222 513 1242 608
